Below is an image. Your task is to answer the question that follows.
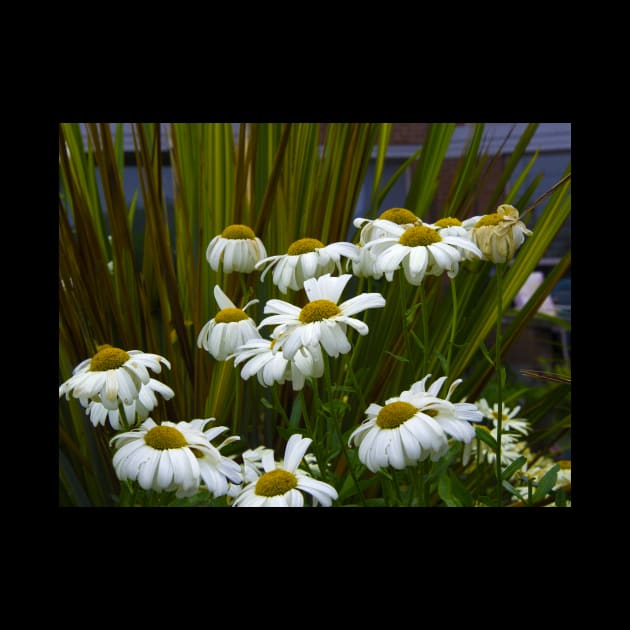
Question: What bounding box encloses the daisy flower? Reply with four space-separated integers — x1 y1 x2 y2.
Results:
258 273 385 360
363 219 482 285
205 224 267 273
349 244 384 280
476 398 531 436
59 344 171 411
83 378 175 430
232 434 338 507
354 207 422 244
348 374 481 472
470 204 532 264
110 418 242 497
227 445 274 498
197 285 261 361
255 237 359 293
229 337 324 390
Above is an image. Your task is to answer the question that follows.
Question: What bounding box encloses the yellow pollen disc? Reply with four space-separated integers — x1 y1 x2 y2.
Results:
190 448 205 459
475 213 503 227
376 402 418 429
144 425 188 450
90 346 130 371
215 308 248 323
299 299 341 323
221 224 256 240
379 208 419 224
557 460 571 470
434 217 462 228
255 469 298 496
399 225 441 247
287 238 325 256
422 408 439 417
491 410 507 421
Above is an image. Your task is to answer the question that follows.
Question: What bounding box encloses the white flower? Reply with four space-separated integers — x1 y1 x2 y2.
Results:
365 221 481 286
364 219 482 285
427 216 482 260
350 244 384 280
83 378 175 430
197 285 260 361
59 345 171 411
232 434 338 507
110 418 242 497
255 237 359 293
205 224 267 273
470 204 532 263
349 374 481 473
476 398 531 436
229 337 324 390
354 208 422 244
258 273 385 360
227 445 274 498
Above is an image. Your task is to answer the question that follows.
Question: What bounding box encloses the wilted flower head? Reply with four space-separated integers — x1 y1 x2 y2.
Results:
471 204 532 263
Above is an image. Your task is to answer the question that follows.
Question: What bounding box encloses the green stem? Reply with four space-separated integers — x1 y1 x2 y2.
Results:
323 356 365 504
299 388 327 480
390 468 404 506
232 367 241 435
271 385 290 428
398 272 411 362
446 278 458 375
419 283 429 375
408 465 420 506
422 459 431 506
495 263 505 505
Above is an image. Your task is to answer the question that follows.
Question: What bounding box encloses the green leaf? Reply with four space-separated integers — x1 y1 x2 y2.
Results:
502 480 526 502
438 474 459 507
532 464 560 502
501 455 528 480
479 341 495 367
384 350 410 363
475 427 498 451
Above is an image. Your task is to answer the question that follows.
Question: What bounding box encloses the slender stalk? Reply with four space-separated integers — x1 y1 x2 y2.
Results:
446 278 458 375
398 271 411 360
390 468 404 506
495 263 505 504
323 356 366 505
419 284 430 375
271 385 290 428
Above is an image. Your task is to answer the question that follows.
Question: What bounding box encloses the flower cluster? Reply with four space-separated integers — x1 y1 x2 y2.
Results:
59 199 549 508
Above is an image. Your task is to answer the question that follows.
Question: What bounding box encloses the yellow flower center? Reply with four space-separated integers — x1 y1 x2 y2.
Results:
422 408 439 417
557 460 571 470
379 208 419 224
190 448 206 459
475 213 503 227
287 238 325 255
215 308 248 323
434 217 462 228
90 346 130 371
221 224 256 240
399 225 441 247
376 402 418 429
299 299 341 323
144 425 188 450
255 469 298 496
491 410 508 422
